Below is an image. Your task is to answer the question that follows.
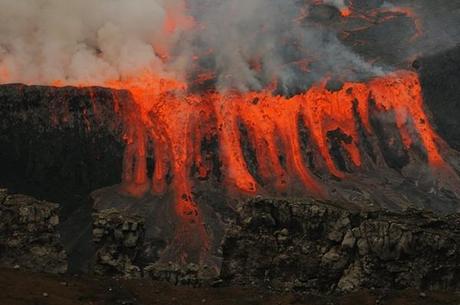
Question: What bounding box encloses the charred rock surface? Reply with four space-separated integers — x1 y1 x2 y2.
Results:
145 262 221 287
93 208 145 278
419 45 460 151
0 188 67 274
0 84 128 211
0 84 134 272
221 197 460 293
91 186 227 281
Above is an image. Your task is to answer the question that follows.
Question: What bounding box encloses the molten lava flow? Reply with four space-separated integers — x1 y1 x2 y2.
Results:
114 71 457 198
103 70 459 265
340 7 351 17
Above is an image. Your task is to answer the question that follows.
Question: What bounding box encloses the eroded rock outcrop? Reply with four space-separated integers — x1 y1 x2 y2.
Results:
0 188 67 273
92 208 145 278
91 205 222 285
221 198 460 293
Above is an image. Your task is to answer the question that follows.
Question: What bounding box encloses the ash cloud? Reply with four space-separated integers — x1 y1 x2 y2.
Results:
0 0 183 85
1 0 459 93
176 0 384 94
323 0 347 10
0 0 383 92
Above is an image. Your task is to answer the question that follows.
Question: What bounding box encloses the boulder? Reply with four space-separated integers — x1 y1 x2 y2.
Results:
0 189 67 273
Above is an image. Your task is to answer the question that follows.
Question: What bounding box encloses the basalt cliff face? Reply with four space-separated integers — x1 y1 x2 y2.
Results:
0 85 133 272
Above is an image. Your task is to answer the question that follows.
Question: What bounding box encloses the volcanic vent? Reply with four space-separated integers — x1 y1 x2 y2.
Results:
1 0 460 273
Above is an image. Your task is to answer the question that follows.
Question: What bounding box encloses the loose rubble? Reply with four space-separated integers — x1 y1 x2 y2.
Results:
92 208 220 285
221 197 460 293
0 188 67 273
92 208 145 278
145 262 220 287
2 186 460 295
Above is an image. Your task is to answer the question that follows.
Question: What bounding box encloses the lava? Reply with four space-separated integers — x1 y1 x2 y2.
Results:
7 60 455 264
107 71 459 261
1 0 456 267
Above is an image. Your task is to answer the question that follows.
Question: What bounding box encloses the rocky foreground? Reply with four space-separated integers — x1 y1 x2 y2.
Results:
3 267 460 305
221 198 460 293
0 188 67 274
1 189 460 298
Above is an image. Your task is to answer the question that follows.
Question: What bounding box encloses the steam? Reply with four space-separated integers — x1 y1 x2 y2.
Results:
322 0 348 10
178 0 382 94
0 0 182 85
1 0 458 93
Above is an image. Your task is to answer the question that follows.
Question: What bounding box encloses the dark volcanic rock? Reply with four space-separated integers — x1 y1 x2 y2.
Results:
91 205 221 286
419 45 460 151
0 188 67 273
93 208 145 278
221 197 460 293
0 84 137 272
0 84 130 209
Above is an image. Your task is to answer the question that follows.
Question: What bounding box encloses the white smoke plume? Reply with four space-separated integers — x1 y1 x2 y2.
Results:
0 0 382 91
176 0 383 93
2 0 457 92
0 0 186 85
322 0 347 10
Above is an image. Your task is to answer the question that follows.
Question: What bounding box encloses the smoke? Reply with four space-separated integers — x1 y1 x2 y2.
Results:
174 0 383 93
0 0 185 85
322 0 347 10
401 0 460 58
4 0 457 93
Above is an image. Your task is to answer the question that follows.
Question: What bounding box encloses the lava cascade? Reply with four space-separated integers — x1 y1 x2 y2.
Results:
1 0 458 266
102 70 460 264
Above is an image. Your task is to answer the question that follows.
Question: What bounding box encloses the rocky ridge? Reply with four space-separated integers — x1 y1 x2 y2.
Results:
2 188 460 295
0 188 67 273
92 208 145 278
221 197 460 293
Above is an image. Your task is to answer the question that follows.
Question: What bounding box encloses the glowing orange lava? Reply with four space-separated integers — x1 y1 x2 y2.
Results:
340 7 352 17
16 65 454 264
0 64 9 82
108 70 458 209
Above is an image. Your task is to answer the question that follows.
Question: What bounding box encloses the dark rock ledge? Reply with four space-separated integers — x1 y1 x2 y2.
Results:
2 189 460 295
220 197 460 293
0 188 67 274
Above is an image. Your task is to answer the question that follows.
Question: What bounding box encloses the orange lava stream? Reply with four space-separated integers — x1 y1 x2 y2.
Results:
340 7 352 17
101 69 459 263
110 71 455 200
